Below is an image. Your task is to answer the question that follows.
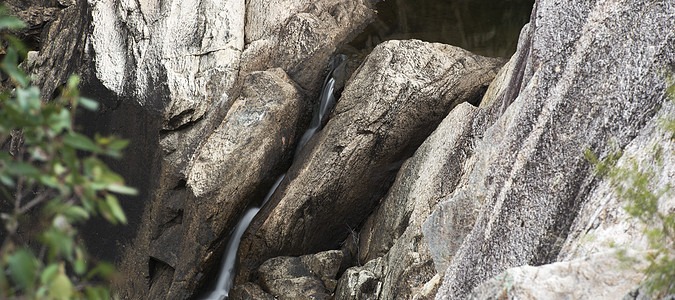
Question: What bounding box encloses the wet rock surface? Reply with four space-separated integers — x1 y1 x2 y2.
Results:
236 39 503 284
230 282 275 300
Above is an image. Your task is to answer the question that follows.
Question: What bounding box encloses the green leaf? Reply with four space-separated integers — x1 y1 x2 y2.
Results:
47 109 72 133
64 205 90 222
0 15 26 30
0 173 15 186
79 97 99 111
9 161 41 177
63 132 101 153
5 35 28 60
43 227 74 261
105 194 127 224
96 199 115 224
107 139 130 151
1 47 28 87
8 248 38 290
85 286 110 300
86 262 115 279
67 75 80 89
49 272 73 300
74 247 87 275
107 183 138 196
40 263 59 284
39 174 60 189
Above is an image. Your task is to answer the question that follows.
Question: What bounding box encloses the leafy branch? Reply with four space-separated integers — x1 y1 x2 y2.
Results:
0 8 135 299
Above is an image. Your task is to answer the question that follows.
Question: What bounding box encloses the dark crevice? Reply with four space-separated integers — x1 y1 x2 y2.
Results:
163 109 199 132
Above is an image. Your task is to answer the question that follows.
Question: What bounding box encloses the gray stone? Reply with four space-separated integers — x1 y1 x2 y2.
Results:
559 100 675 262
301 250 344 284
335 258 386 300
112 0 379 297
240 0 377 93
468 251 647 300
230 282 275 300
431 0 675 298
342 102 478 300
254 250 344 300
236 39 503 283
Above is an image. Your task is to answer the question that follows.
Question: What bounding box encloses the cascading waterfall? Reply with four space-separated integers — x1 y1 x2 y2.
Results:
201 54 347 300
294 55 345 157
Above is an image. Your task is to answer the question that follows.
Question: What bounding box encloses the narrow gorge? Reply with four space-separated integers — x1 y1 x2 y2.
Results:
8 0 675 299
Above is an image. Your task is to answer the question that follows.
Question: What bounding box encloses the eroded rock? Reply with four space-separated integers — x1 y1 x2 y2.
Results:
335 258 386 300
107 0 379 298
240 0 376 93
236 39 503 283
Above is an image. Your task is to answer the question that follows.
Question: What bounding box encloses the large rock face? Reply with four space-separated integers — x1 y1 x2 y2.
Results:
235 40 503 284
424 0 675 298
16 0 675 298
160 68 307 298
467 98 675 298
17 0 379 299
335 102 480 299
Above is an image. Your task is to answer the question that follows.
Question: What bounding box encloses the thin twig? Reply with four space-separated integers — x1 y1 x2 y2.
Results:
18 192 50 214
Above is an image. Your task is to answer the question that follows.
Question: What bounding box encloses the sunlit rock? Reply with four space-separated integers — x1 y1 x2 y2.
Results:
236 39 503 284
430 1 675 298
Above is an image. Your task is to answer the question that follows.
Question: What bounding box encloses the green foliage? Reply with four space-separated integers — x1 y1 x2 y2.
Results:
0 9 135 299
587 82 675 296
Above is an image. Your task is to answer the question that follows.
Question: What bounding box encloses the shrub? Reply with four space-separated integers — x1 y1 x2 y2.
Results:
0 8 135 299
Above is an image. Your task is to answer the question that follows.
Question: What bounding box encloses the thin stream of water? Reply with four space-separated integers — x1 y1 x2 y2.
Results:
201 55 346 300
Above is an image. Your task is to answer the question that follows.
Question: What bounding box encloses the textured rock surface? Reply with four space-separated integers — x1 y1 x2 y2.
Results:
236 40 503 283
335 258 386 300
230 282 275 300
468 251 647 300
87 0 378 298
428 0 675 298
240 0 376 93
232 250 343 300
559 99 675 262
15 0 380 298
160 68 306 298
337 103 478 299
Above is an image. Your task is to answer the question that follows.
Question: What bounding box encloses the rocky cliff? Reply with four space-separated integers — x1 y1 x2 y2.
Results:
11 0 675 299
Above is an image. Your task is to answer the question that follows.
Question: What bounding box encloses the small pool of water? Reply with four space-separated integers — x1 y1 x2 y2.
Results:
341 0 534 58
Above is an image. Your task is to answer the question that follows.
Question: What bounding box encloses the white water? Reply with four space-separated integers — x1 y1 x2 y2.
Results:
295 76 337 157
203 175 284 300
201 55 346 299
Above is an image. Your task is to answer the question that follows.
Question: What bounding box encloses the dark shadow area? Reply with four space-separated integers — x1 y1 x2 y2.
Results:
342 0 534 58
76 77 163 264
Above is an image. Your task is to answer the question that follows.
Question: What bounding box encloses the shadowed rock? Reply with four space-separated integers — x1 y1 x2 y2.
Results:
236 39 503 283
